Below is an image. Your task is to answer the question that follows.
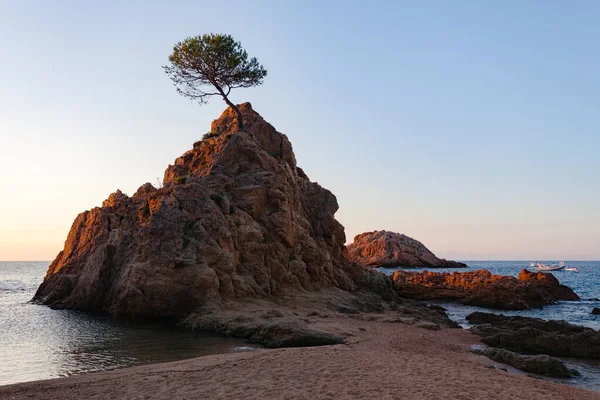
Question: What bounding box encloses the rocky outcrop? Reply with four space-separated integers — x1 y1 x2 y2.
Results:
33 104 457 345
189 310 346 348
472 347 578 378
390 269 579 310
346 230 466 269
517 269 580 302
592 307 600 315
468 312 600 359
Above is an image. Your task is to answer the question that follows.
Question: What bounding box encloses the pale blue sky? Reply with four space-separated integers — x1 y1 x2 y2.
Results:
1 0 599 261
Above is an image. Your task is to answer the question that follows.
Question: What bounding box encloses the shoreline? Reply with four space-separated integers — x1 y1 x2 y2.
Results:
1 312 598 400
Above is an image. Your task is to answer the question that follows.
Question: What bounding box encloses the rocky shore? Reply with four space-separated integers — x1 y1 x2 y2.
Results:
465 311 600 381
1 313 598 400
470 347 579 378
390 268 579 310
468 311 600 359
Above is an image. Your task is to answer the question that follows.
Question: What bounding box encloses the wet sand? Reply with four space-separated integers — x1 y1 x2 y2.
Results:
1 313 598 400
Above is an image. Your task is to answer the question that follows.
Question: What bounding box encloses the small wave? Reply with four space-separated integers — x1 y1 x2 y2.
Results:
470 344 487 352
232 346 261 352
0 280 34 292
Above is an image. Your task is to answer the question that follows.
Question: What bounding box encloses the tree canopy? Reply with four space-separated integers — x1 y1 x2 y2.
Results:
164 33 267 130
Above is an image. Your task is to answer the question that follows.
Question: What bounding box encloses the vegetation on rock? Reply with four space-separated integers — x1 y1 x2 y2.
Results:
164 33 267 131
202 131 219 140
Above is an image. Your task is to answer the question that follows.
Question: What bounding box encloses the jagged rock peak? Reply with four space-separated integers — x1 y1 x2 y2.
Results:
163 103 298 185
33 104 385 319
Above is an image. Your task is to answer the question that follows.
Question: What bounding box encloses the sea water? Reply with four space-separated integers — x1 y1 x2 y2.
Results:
0 261 255 386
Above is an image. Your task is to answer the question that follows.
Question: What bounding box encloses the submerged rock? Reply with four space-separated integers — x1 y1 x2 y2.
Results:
467 312 600 359
32 104 458 346
346 230 466 269
390 269 579 310
592 307 600 315
472 347 578 378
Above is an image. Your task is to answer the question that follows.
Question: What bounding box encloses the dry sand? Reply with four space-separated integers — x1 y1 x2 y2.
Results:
0 312 598 400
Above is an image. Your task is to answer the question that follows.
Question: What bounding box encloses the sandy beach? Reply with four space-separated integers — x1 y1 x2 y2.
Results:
1 312 598 400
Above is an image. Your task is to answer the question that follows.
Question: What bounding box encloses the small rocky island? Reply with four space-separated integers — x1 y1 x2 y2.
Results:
33 104 456 346
347 230 467 269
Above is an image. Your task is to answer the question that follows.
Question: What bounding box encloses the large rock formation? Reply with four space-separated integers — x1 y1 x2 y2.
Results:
468 312 600 360
33 104 455 345
347 230 466 269
390 269 579 310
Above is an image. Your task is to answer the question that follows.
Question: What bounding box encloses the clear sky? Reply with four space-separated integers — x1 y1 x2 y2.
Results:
1 1 599 261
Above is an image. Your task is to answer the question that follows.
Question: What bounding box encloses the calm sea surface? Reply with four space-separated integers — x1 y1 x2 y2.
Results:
0 261 254 386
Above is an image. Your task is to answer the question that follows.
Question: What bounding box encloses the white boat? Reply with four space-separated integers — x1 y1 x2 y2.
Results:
534 261 565 271
565 267 579 272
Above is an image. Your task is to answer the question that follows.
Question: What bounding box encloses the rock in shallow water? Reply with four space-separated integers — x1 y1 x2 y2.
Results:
467 312 600 360
390 268 579 310
472 347 578 378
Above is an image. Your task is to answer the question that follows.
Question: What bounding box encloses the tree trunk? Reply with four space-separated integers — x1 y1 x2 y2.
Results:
214 85 245 131
225 98 245 131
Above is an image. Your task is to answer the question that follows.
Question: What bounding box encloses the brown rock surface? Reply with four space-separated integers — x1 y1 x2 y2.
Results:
33 104 455 344
346 230 467 268
517 269 581 302
468 312 600 360
471 347 578 378
390 268 579 310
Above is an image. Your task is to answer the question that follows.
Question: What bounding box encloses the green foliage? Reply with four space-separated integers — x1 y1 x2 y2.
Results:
163 33 267 105
175 176 187 185
202 131 219 140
